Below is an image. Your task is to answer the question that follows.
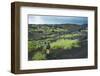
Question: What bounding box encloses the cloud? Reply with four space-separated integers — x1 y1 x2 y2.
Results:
28 15 88 25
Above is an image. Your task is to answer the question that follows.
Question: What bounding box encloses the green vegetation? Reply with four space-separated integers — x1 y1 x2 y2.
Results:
28 24 87 60
50 39 80 49
28 41 36 52
32 52 46 60
61 34 80 38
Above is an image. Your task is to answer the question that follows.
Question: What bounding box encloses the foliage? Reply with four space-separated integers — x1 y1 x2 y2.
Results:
28 41 40 52
28 40 50 52
32 52 46 60
61 34 80 38
50 39 80 49
28 41 35 52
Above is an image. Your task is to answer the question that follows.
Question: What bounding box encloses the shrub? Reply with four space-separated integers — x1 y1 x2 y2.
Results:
50 39 80 50
28 41 39 52
32 52 46 60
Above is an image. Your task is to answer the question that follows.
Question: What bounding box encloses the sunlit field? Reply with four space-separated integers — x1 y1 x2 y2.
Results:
50 39 80 49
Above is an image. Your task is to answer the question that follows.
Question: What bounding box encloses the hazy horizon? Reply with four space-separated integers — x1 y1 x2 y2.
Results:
28 15 88 25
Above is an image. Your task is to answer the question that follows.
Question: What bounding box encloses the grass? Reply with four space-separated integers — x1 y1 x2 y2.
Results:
61 34 80 38
50 39 80 50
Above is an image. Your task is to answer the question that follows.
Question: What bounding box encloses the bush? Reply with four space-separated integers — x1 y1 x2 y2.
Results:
50 39 80 49
32 52 46 60
28 41 45 52
28 41 39 52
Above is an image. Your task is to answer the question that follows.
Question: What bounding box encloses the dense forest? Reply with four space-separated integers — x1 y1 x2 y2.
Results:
28 24 88 60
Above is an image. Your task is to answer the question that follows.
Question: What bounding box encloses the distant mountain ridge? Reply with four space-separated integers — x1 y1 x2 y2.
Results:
29 23 84 26
28 23 87 31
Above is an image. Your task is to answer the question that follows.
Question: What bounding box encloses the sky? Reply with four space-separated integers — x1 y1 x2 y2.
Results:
28 15 88 25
